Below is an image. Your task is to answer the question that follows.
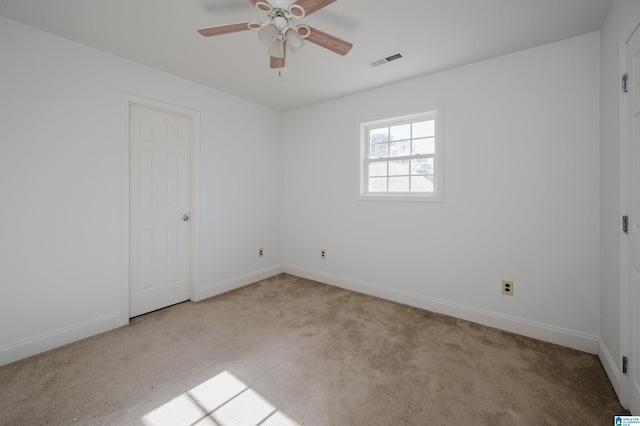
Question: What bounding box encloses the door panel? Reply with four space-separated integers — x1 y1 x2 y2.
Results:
130 104 191 317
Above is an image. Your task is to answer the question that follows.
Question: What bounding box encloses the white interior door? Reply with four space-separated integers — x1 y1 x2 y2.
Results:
626 22 640 415
129 104 191 317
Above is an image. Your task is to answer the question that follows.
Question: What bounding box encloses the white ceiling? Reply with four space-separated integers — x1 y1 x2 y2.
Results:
0 0 613 112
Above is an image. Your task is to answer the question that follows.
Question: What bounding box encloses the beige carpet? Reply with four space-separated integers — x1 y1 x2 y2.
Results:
0 274 628 425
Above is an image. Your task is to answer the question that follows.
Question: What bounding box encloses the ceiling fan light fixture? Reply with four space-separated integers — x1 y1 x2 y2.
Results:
285 28 305 52
257 24 278 48
268 39 285 58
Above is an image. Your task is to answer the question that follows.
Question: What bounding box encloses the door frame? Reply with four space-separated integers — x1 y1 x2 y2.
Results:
620 30 631 411
621 20 640 412
121 93 201 319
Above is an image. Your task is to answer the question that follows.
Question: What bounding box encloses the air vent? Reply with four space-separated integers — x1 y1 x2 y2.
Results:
370 53 403 67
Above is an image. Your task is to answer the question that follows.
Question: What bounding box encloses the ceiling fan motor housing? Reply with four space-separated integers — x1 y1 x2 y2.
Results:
272 13 289 32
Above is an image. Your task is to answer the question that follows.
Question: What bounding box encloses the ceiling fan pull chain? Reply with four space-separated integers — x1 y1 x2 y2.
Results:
278 66 288 83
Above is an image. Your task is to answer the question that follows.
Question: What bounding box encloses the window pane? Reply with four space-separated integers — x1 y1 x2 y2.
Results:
390 124 410 141
412 120 435 138
411 158 429 175
368 162 387 177
425 158 434 175
390 140 410 157
412 138 435 155
411 176 434 192
370 142 389 158
410 158 434 175
389 160 409 176
368 177 387 192
389 176 410 192
370 128 389 143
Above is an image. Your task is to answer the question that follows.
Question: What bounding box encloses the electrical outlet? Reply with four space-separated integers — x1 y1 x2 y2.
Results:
321 249 326 259
502 280 514 296
258 248 264 258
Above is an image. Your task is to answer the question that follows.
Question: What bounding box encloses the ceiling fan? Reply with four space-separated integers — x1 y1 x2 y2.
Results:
197 0 353 70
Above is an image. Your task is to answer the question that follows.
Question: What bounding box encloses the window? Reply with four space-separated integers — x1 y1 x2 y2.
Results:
358 104 443 202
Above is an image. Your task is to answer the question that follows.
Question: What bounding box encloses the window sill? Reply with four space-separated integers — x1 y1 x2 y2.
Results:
356 194 443 203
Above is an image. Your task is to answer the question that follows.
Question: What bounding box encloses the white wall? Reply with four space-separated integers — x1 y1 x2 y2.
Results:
599 0 640 404
283 32 601 353
0 17 283 366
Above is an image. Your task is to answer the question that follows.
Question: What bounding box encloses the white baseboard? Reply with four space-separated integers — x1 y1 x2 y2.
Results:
1 265 284 367
0 312 128 367
1 265 597 368
599 339 627 407
283 264 599 354
194 264 284 302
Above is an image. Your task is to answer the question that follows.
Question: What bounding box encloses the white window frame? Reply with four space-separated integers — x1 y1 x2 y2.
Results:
358 103 444 202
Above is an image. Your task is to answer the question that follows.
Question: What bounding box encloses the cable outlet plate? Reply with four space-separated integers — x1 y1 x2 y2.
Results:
502 280 514 296
258 248 264 258
320 249 326 259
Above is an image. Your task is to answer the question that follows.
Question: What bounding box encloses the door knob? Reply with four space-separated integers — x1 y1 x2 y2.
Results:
182 214 190 221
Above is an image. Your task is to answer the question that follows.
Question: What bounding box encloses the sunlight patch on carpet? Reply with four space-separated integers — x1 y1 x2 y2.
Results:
142 371 299 425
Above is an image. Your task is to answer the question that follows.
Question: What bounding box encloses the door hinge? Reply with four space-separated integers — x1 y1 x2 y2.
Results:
623 215 629 234
623 73 629 93
623 356 629 375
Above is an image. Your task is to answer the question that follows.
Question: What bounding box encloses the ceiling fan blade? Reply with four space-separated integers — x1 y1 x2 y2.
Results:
248 0 272 11
197 22 252 37
292 0 337 16
304 26 352 55
270 41 286 68
270 56 286 69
